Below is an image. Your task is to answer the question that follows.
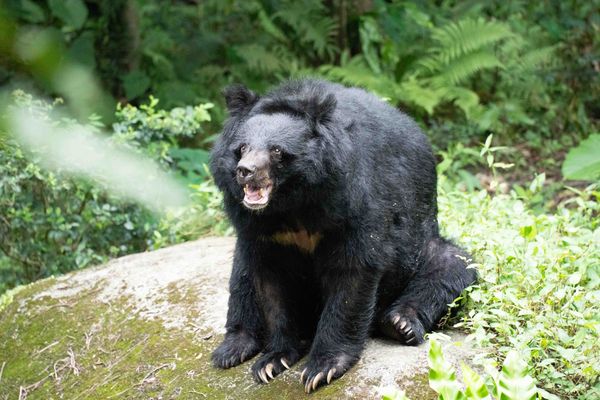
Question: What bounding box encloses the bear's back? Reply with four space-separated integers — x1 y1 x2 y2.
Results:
265 79 429 153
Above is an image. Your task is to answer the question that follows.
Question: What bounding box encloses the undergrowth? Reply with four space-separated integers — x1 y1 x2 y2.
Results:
383 337 540 400
438 176 599 398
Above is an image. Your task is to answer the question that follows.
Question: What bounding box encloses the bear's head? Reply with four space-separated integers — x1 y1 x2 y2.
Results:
210 82 338 213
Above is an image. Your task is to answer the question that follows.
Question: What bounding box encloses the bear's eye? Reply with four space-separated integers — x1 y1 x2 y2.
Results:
271 147 284 161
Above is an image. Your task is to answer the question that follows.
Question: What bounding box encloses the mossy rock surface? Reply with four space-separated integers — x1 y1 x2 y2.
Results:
0 237 478 399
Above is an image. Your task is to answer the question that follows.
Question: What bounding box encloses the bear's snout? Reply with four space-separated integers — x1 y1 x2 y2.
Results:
236 149 270 184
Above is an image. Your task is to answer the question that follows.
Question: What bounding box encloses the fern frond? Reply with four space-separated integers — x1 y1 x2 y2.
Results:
431 50 503 87
397 78 445 114
257 8 289 44
440 86 480 118
510 45 556 72
233 44 284 74
272 43 304 72
274 0 338 60
430 18 513 64
320 56 399 100
497 34 527 56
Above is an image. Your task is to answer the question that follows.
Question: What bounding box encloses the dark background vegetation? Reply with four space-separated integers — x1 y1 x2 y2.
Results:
1 0 598 299
0 2 598 397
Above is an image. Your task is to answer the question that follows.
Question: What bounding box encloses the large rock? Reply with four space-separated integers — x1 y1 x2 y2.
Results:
0 238 477 399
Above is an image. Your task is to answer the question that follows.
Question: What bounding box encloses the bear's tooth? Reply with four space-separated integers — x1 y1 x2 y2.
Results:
259 188 264 197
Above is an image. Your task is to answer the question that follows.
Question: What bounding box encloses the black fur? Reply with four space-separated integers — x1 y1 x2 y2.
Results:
210 79 476 391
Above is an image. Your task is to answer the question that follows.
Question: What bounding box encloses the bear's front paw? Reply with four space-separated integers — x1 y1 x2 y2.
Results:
251 348 302 383
300 352 357 393
212 331 261 369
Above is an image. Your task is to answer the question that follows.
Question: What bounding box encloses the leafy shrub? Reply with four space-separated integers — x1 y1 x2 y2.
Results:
0 92 218 293
382 337 540 400
320 4 555 132
438 175 599 398
112 96 214 181
151 171 233 249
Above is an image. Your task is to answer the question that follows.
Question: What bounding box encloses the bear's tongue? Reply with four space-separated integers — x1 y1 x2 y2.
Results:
244 185 271 205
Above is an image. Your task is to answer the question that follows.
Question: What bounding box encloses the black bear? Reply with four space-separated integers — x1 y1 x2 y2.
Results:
209 79 476 393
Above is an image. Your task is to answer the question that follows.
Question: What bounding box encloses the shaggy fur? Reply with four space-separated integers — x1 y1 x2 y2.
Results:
210 79 476 392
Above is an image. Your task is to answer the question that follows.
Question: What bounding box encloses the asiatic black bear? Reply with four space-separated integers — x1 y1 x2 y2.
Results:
210 79 476 392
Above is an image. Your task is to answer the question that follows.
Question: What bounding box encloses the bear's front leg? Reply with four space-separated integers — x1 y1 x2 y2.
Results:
212 240 264 369
251 245 310 383
301 249 381 393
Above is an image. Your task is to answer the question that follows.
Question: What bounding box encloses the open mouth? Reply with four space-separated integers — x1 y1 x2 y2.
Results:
243 183 273 210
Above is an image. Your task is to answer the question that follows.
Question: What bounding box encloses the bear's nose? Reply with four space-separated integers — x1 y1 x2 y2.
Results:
236 162 256 179
236 149 270 181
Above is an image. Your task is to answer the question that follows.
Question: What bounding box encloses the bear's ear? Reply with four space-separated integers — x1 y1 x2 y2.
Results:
223 84 259 117
305 93 337 126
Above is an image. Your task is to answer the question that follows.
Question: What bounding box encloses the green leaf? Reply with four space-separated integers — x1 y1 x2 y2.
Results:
528 173 545 193
461 363 490 400
360 16 383 74
169 148 210 181
122 70 151 100
398 79 443 115
442 87 480 117
258 9 288 43
431 51 503 87
562 133 600 181
497 351 538 400
18 0 46 23
381 388 410 400
428 338 467 400
67 31 95 67
481 134 493 156
431 18 513 64
48 0 88 30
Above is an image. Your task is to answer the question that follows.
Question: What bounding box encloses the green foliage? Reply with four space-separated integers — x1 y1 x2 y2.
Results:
320 6 553 125
127 0 339 111
461 364 489 400
3 0 597 165
112 96 213 176
438 176 599 398
382 388 410 400
382 338 540 400
562 134 600 181
48 0 88 30
154 170 233 249
0 92 220 294
496 351 538 400
273 0 338 61
428 338 467 400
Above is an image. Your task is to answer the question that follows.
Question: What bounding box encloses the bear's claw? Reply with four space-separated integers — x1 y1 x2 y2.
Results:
252 349 301 383
389 313 425 346
300 353 352 393
327 368 336 384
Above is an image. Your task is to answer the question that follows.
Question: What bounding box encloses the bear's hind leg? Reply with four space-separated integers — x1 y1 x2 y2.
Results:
378 237 476 345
